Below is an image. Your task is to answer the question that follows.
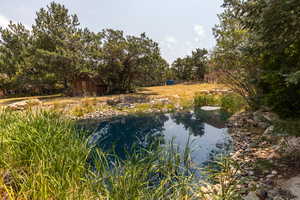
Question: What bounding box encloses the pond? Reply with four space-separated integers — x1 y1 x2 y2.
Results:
85 109 232 167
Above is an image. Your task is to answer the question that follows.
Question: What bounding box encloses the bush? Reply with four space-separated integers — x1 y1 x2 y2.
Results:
194 93 218 107
273 119 300 137
260 73 300 118
220 93 246 114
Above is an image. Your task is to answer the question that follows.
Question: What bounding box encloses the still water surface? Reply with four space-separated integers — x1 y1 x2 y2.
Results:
86 109 232 166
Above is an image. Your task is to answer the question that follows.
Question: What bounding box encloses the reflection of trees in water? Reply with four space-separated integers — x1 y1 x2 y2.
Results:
170 109 227 136
193 109 227 129
89 110 227 161
94 114 169 158
170 112 205 136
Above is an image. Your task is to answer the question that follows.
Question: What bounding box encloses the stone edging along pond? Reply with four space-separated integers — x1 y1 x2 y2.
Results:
71 95 300 199
2 94 300 199
227 110 300 200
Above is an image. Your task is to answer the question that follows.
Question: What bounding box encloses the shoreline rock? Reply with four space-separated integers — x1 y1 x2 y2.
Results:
228 110 299 200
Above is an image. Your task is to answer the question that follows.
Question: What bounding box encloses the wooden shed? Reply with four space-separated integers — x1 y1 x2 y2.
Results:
71 72 107 97
0 89 5 97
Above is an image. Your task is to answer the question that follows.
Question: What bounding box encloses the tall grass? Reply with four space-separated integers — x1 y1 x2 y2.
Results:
194 93 218 107
0 109 241 199
0 109 91 199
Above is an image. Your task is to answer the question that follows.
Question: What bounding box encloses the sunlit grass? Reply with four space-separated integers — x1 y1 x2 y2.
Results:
0 83 225 107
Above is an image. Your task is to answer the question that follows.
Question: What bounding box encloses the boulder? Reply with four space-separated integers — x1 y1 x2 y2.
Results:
26 99 42 106
261 112 279 122
243 192 260 200
156 98 170 104
284 136 300 154
253 110 279 124
116 103 135 109
280 176 300 199
7 99 42 110
107 99 122 106
264 125 274 135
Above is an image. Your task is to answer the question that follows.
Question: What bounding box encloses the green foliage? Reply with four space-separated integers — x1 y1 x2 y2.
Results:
273 119 300 137
213 0 300 118
0 2 169 97
194 92 245 114
99 30 168 92
220 93 246 114
0 110 90 199
201 157 242 200
194 93 218 107
179 99 193 109
248 0 300 117
171 48 208 81
212 2 259 109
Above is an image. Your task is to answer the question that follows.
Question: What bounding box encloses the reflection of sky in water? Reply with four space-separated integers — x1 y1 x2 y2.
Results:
89 110 231 166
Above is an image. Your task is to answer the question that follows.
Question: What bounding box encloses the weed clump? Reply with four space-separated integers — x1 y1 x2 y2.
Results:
194 93 218 107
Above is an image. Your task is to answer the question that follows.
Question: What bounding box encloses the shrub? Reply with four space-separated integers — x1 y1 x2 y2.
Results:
273 119 300 137
194 93 218 107
179 99 193 109
220 93 246 114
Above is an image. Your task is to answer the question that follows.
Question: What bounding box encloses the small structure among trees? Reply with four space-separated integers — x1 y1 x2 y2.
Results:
0 89 5 97
0 2 170 97
71 72 107 97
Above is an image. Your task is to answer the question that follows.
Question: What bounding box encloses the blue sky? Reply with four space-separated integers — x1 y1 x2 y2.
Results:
0 0 223 63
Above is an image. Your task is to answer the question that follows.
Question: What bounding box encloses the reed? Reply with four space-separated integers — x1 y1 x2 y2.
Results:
0 109 241 200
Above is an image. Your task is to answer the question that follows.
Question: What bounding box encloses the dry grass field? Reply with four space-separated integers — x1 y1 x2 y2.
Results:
138 83 224 99
0 83 225 106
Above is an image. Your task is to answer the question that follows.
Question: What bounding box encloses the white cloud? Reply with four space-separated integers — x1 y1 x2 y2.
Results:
185 41 192 47
0 15 10 28
194 24 205 38
164 35 177 44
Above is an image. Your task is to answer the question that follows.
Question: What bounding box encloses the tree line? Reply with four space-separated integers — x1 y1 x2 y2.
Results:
0 2 211 97
0 2 173 96
171 48 208 81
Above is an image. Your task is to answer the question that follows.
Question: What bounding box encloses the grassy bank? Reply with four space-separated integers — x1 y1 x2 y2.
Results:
194 93 246 114
0 109 241 200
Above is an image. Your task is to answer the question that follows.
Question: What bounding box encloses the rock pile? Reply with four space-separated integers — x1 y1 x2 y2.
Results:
228 110 299 200
6 99 42 110
107 95 150 106
198 88 233 95
70 109 127 120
